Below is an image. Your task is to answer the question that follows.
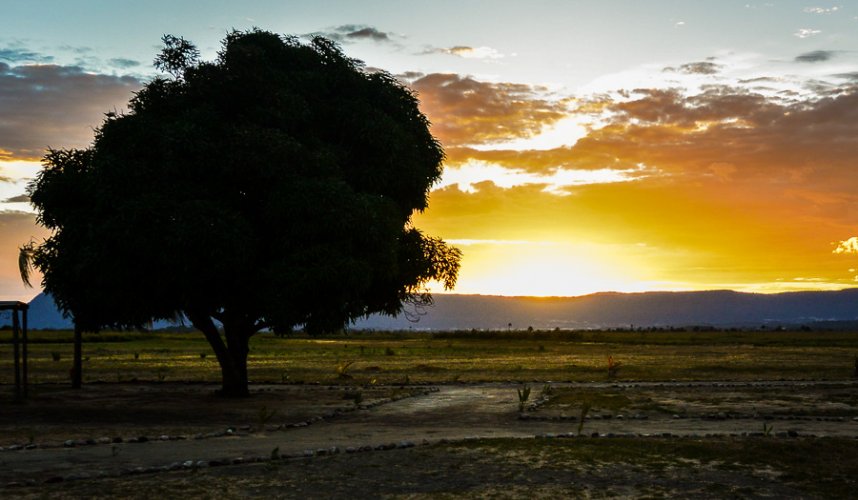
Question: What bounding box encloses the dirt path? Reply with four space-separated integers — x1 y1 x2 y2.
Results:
2 381 857 485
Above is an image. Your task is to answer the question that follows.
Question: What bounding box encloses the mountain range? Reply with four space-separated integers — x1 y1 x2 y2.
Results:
4 289 858 331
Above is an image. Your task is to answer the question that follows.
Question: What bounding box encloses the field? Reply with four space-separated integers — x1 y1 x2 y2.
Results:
1 329 857 498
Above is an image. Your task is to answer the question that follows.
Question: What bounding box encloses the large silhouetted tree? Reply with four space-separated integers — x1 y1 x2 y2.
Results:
21 30 461 396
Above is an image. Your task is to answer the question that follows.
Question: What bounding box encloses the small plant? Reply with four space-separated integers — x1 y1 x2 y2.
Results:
385 347 395 356
336 360 356 379
450 373 461 383
111 445 120 457
763 422 773 437
517 385 531 412
606 355 622 379
270 446 280 460
403 374 411 385
369 377 378 385
258 405 277 428
541 383 554 398
199 352 207 359
133 352 140 360
578 401 592 436
156 367 167 382
538 344 545 352
359 345 365 355
281 372 290 383
50 352 61 362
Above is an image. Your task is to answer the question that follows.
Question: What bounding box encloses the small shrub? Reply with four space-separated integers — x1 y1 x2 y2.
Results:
541 383 554 397
517 385 531 411
281 372 290 383
385 347 395 356
538 344 545 352
133 352 140 360
199 352 207 359
50 352 61 362
156 367 167 382
763 422 773 437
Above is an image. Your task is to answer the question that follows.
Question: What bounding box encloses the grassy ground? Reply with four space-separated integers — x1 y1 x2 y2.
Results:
12 437 858 498
1 329 857 386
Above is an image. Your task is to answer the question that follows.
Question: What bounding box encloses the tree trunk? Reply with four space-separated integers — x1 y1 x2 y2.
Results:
188 311 252 397
72 325 82 389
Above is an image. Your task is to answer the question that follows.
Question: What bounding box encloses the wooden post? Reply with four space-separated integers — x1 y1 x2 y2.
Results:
72 325 82 389
12 309 20 400
22 307 28 398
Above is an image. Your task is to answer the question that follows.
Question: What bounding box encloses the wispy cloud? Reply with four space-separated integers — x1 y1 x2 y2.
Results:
794 28 822 38
420 45 505 59
410 73 567 147
3 194 29 203
803 6 840 14
833 236 858 254
663 61 721 75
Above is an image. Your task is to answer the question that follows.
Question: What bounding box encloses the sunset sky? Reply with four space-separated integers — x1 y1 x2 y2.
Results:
3 1 858 300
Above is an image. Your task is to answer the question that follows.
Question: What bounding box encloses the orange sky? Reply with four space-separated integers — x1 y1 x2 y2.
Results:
2 2 858 299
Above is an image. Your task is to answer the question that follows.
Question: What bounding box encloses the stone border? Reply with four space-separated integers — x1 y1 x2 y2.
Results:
9 428 856 488
0 386 439 453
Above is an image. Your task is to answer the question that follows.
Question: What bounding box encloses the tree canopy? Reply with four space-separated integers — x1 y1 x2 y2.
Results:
22 30 460 396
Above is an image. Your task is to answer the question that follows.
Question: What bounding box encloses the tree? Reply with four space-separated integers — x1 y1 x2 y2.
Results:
21 30 461 396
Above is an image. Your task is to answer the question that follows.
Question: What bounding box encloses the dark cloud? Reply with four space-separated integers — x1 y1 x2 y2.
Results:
0 62 142 160
410 73 567 147
0 48 53 64
3 195 29 203
108 58 141 69
664 61 721 75
314 25 395 43
396 70 424 82
795 50 836 63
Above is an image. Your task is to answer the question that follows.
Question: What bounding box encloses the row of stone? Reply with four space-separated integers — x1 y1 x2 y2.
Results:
4 440 422 488
0 387 439 453
519 413 650 421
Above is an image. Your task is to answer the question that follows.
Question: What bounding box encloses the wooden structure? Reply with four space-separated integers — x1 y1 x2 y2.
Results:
1 301 29 400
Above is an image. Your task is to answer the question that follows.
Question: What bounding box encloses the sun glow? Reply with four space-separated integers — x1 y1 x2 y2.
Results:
432 240 666 297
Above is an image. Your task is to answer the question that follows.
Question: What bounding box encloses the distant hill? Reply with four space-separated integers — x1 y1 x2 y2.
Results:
5 289 858 331
353 289 858 330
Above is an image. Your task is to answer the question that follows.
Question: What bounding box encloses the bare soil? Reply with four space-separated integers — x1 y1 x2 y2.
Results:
1 381 857 498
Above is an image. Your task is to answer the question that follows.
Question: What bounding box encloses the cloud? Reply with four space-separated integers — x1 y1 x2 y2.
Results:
108 58 141 69
795 50 836 62
0 48 54 64
833 71 858 81
834 237 858 254
0 62 142 160
663 61 722 75
0 210 48 300
795 28 822 38
421 46 505 59
410 73 568 147
314 25 395 43
803 6 839 14
3 194 29 203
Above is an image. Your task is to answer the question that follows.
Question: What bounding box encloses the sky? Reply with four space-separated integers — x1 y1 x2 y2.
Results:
2 0 858 300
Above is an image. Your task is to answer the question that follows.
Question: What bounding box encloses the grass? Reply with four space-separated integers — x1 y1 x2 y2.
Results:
1 329 858 386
